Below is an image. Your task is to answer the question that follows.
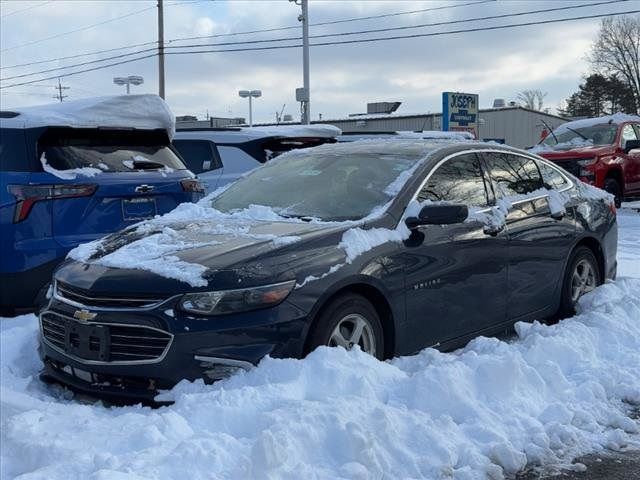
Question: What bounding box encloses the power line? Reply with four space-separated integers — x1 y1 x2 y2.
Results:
0 5 156 52
0 0 53 19
0 0 493 69
1 1 622 82
1 9 637 89
168 0 496 44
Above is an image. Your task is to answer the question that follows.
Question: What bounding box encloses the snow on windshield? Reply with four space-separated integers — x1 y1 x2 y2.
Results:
1 94 176 140
40 152 102 180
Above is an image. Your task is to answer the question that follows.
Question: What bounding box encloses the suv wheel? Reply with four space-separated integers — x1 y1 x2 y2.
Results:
558 246 601 318
307 293 384 359
604 177 622 208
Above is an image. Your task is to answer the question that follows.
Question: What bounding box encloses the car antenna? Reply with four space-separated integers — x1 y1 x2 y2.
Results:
540 118 558 144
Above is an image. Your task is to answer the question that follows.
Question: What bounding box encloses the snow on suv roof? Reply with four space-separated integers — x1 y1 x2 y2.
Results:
0 94 175 139
554 112 640 134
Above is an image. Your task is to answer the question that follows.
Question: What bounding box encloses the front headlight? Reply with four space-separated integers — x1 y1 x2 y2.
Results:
179 280 296 315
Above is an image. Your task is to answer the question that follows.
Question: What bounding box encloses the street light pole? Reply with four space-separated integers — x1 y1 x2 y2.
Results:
239 90 262 127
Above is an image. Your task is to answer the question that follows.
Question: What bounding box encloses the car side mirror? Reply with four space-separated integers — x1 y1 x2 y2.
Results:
624 139 640 154
405 204 469 229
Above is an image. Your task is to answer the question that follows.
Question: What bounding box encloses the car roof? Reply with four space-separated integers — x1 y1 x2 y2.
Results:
174 124 341 144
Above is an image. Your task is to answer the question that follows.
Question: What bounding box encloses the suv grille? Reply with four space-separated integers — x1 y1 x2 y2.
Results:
552 158 582 177
56 281 164 309
40 312 173 364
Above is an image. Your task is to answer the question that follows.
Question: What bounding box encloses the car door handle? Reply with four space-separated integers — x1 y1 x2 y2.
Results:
483 224 505 236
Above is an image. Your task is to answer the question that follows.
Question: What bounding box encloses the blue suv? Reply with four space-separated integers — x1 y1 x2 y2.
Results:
1 117 203 314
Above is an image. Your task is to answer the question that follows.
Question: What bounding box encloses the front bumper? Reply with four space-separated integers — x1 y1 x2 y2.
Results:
38 293 309 403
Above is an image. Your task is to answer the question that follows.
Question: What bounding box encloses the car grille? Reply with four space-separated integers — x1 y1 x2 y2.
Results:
40 311 173 364
552 159 582 177
56 281 165 309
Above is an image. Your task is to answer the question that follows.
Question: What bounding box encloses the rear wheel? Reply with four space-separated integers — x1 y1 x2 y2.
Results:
604 177 623 208
306 293 384 360
557 246 601 318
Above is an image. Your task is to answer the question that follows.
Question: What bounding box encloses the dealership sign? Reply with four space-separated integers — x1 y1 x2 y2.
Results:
442 92 479 138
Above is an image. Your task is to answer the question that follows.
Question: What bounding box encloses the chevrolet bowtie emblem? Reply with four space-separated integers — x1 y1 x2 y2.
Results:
73 309 97 322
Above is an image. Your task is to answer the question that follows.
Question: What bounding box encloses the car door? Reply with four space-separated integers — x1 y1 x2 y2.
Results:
172 139 223 192
401 152 508 352
482 151 576 321
622 123 640 194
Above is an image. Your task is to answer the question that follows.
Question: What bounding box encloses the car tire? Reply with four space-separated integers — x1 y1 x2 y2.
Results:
306 293 384 360
604 177 623 208
557 246 601 319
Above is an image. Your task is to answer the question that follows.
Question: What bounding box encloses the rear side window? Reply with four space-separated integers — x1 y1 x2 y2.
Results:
536 160 569 190
172 139 222 174
484 152 543 196
0 128 30 171
38 128 186 172
418 153 489 206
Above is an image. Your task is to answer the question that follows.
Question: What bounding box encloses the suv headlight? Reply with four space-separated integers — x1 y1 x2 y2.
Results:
178 280 295 315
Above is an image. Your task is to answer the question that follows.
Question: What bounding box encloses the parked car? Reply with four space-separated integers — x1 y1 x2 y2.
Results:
172 125 340 192
0 95 203 315
530 113 640 206
38 140 617 403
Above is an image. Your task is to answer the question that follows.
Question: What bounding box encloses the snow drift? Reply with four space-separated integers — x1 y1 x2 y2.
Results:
1 276 639 479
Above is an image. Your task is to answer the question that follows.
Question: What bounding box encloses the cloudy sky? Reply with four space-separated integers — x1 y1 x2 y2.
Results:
0 0 637 122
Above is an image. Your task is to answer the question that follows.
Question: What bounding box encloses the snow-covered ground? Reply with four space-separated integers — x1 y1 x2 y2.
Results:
1 207 639 480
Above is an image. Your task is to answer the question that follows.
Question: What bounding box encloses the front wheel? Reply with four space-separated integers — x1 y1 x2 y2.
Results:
603 177 622 208
306 293 384 360
558 246 601 318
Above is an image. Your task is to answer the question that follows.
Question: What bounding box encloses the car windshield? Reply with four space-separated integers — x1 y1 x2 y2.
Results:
542 123 617 149
211 143 430 221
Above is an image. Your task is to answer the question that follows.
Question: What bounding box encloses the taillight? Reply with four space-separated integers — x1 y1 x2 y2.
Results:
180 179 205 194
7 184 97 223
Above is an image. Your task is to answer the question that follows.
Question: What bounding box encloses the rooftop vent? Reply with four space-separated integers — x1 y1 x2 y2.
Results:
492 99 506 108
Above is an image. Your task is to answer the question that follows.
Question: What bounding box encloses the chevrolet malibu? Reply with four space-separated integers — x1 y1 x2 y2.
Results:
38 141 617 403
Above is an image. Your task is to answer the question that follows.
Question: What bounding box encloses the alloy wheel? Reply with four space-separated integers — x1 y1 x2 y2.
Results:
328 313 376 356
571 258 597 304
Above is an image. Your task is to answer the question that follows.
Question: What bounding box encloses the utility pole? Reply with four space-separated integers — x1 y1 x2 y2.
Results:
53 78 69 102
301 0 310 124
291 0 310 124
157 0 165 99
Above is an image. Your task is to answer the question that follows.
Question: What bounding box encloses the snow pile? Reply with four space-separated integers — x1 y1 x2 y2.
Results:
1 94 176 140
617 206 640 279
40 152 103 180
1 277 640 479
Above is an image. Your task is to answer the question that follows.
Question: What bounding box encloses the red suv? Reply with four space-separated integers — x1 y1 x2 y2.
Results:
531 114 640 206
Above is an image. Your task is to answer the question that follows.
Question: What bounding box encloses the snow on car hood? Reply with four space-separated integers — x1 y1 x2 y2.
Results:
0 94 176 140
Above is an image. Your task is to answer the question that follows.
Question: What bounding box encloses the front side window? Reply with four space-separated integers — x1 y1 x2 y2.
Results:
536 160 568 190
418 153 489 206
484 153 543 197
622 124 638 144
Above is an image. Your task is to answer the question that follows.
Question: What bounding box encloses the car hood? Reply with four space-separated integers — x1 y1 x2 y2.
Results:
536 144 615 159
59 218 349 293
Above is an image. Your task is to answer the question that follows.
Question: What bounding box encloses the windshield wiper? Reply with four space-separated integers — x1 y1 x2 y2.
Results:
565 126 589 141
540 119 558 145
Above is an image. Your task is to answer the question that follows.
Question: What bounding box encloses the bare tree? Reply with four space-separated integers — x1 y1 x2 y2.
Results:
590 15 640 113
517 89 547 110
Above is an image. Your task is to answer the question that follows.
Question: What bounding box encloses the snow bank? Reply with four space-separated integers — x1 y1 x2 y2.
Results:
1 94 176 140
2 277 639 479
